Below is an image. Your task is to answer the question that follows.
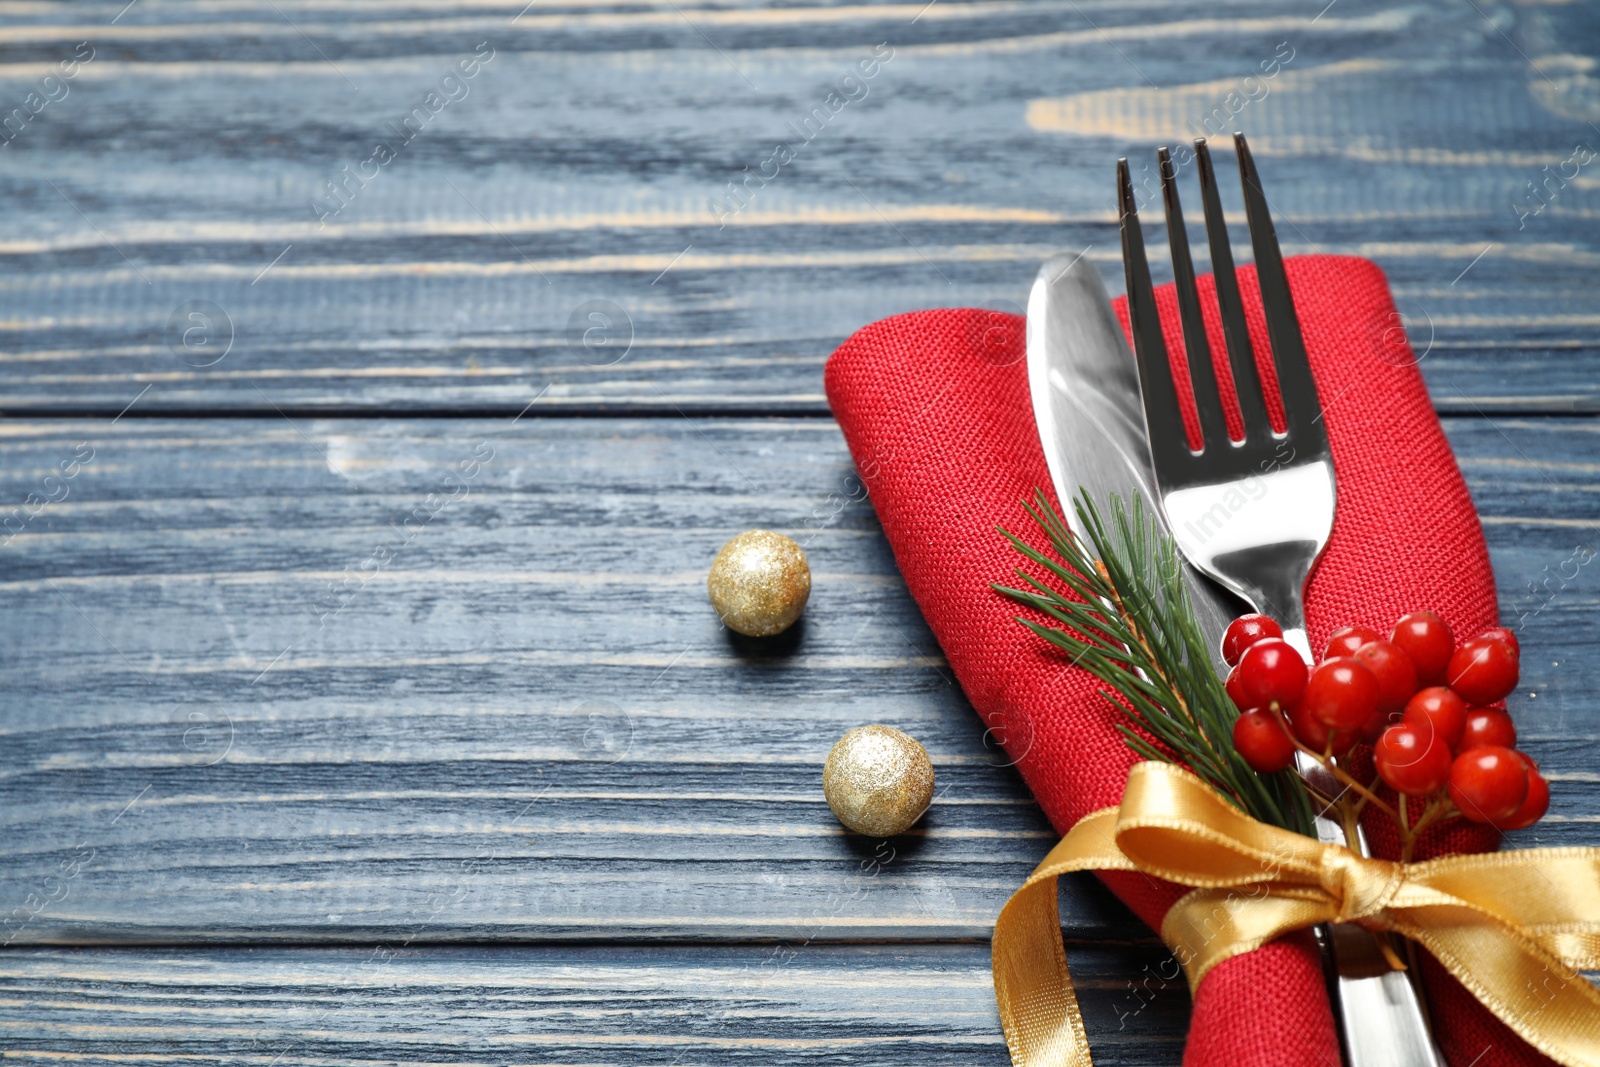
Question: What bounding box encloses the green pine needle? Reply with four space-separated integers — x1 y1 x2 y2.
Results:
995 490 1314 835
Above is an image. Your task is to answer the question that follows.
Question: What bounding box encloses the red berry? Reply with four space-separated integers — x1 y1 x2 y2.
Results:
1302 656 1379 731
1223 614 1283 667
1225 665 1249 711
1390 611 1455 685
1288 698 1356 755
1448 746 1529 823
1479 626 1520 657
1460 707 1517 751
1232 709 1297 773
1353 639 1418 716
1447 636 1519 705
1323 625 1382 661
1236 637 1308 711
1373 724 1453 796
1401 686 1468 752
1494 758 1549 831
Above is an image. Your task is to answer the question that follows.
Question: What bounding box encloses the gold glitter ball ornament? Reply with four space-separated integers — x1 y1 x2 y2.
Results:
822 725 935 837
706 530 811 637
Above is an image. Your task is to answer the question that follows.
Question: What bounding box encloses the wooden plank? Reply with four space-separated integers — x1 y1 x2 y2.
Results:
1 415 1597 944
0 941 1189 1065
0 0 1596 413
0 415 1095 943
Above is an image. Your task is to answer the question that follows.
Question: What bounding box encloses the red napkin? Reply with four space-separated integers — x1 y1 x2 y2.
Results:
824 255 1550 1067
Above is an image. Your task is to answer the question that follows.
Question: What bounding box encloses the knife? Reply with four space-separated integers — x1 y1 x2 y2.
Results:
1025 253 1445 1067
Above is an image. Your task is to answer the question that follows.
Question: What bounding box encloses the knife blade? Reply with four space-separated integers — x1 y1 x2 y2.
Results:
1024 253 1445 1067
1023 250 1241 662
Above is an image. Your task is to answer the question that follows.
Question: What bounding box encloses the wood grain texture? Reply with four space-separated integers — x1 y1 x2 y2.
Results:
0 942 1189 1065
4 1 1600 1061
0 0 1596 412
1 416 1596 944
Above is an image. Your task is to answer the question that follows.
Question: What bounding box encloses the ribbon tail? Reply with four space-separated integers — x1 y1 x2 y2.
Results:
1399 908 1600 1067
994 870 1092 1067
994 808 1134 1067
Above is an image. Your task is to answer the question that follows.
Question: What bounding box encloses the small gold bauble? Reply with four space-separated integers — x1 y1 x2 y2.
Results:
707 529 810 637
822 724 935 837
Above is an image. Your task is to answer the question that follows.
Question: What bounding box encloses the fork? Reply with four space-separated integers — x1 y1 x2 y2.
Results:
1118 133 1446 1067
1119 134 1334 661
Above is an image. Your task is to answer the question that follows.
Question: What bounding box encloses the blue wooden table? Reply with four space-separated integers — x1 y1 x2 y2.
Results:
2 1 1598 1061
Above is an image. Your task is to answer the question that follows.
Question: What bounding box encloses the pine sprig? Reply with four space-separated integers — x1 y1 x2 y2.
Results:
995 490 1314 835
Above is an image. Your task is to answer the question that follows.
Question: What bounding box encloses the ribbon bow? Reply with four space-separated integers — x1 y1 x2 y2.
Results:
993 762 1600 1067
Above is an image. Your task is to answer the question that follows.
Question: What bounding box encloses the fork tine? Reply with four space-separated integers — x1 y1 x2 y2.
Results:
1195 138 1272 442
1119 157 1190 466
1158 147 1228 454
1235 132 1325 443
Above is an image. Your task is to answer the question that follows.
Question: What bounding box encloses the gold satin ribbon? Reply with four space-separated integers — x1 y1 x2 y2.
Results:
993 762 1600 1067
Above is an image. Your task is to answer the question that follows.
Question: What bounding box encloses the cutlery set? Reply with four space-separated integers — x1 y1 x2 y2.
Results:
1026 133 1444 1066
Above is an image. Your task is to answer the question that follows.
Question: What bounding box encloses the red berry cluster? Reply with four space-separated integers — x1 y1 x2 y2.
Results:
1224 611 1546 834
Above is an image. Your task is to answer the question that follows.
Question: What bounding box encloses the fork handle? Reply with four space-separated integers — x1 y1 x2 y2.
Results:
1297 757 1447 1066
1324 925 1449 1067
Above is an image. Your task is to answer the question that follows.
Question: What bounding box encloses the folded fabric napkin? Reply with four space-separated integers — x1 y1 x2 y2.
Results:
825 254 1550 1067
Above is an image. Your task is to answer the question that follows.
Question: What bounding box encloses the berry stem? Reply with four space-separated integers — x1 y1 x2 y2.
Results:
1284 734 1399 821
1324 767 1396 824
1376 933 1409 972
1400 797 1457 864
1365 792 1415 975
1340 800 1363 856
